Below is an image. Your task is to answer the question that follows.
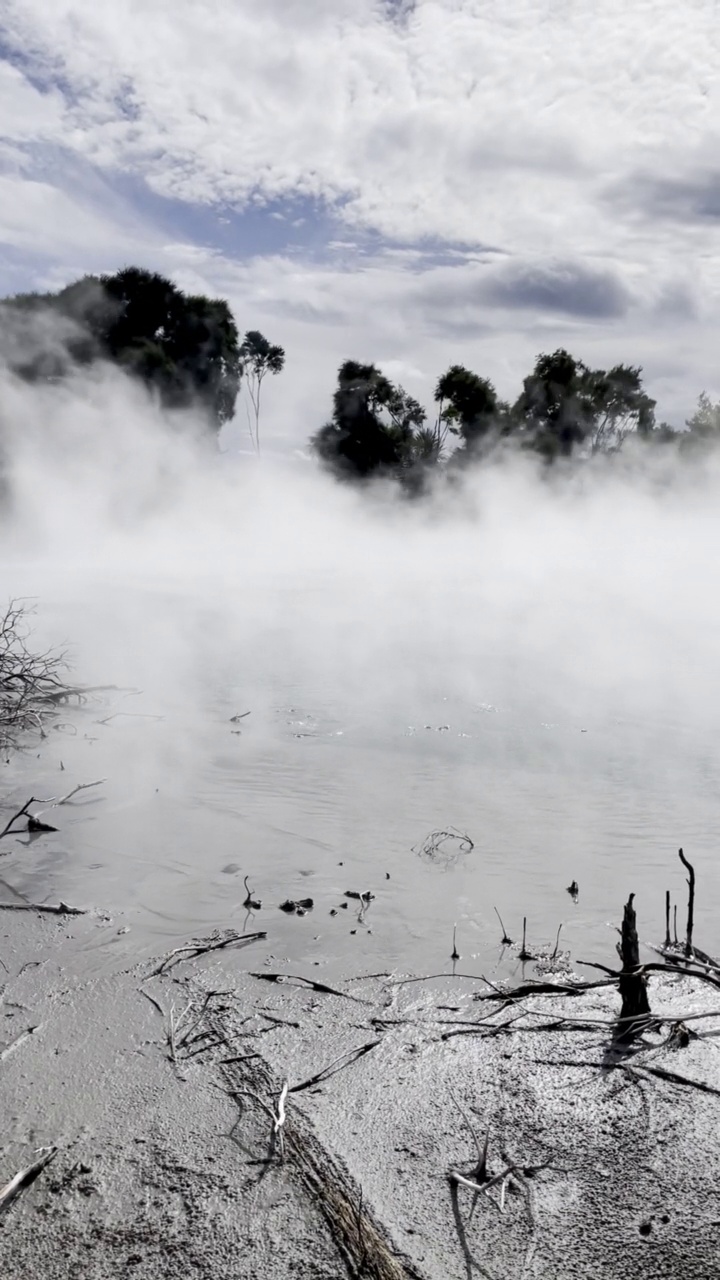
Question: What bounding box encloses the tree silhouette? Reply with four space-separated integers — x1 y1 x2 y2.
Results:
434 365 504 452
238 330 285 453
0 267 242 432
312 360 434 483
512 349 655 459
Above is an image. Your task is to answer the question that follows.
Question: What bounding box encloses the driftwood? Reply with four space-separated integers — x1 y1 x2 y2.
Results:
0 1146 57 1218
250 972 370 1004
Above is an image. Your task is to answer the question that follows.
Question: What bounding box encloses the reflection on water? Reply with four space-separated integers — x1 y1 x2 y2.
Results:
3 679 720 979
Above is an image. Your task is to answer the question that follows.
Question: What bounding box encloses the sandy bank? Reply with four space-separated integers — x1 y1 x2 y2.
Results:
2 909 720 1279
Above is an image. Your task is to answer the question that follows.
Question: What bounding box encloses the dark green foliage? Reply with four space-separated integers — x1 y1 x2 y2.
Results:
434 365 503 451
0 268 241 430
512 349 656 459
312 360 434 482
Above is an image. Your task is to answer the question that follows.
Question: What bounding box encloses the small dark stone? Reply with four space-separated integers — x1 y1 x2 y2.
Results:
639 1220 653 1237
279 900 296 913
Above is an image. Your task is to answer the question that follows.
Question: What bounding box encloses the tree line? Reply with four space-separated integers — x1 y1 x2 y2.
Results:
0 267 284 449
1 265 718 483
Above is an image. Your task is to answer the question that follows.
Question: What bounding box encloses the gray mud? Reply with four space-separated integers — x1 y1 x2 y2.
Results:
2 910 720 1279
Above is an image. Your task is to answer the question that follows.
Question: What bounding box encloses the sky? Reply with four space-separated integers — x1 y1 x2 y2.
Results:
1 0 719 450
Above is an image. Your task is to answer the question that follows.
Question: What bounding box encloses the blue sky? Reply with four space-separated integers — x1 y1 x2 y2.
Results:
1 0 719 448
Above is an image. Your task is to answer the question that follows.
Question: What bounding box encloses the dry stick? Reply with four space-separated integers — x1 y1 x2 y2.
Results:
451 925 460 962
665 890 672 949
448 1086 488 1182
552 923 563 960
493 906 512 945
0 1147 57 1218
34 779 105 809
139 988 165 1018
679 847 696 958
473 976 617 1002
0 780 106 842
0 902 85 916
152 931 267 976
0 1026 40 1062
249 972 370 1005
519 917 532 961
546 1058 720 1097
288 1040 380 1095
674 904 678 946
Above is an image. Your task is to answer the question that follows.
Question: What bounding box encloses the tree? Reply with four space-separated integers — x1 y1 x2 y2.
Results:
585 365 656 454
512 349 656 460
434 365 503 452
238 330 285 453
0 268 242 432
311 360 434 484
684 392 720 445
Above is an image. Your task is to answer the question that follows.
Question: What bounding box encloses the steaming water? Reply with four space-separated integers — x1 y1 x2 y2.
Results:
3 378 720 979
4 612 720 980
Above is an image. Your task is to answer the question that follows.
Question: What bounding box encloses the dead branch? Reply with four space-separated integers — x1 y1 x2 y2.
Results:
0 1147 57 1218
0 600 79 753
679 848 696 958
0 901 85 916
412 828 474 867
33 780 106 809
289 1041 380 1095
493 906 512 945
544 1058 720 1097
139 988 165 1017
0 1025 40 1062
249 972 370 1004
0 779 105 843
150 930 267 976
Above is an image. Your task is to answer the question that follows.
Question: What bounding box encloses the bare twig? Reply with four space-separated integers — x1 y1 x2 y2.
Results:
494 907 512 945
0 1025 40 1062
151 930 267 976
289 1041 380 1095
250 972 369 1004
519 917 533 961
0 1147 57 1217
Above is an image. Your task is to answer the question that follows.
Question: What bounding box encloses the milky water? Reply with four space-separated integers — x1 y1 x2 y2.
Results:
2 376 720 980
3 629 719 981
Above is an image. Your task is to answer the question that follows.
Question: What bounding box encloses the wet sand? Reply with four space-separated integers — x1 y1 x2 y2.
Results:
2 907 720 1279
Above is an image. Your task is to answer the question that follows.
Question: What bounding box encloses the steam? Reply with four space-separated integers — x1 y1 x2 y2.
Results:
3 333 720 967
2 351 720 740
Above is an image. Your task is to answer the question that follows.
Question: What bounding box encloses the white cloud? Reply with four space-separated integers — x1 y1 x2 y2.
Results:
1 0 720 437
2 0 719 262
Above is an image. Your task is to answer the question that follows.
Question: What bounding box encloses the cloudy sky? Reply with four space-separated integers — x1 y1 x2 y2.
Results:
1 0 719 448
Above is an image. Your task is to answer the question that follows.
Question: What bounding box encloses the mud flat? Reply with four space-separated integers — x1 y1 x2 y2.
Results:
2 907 720 1279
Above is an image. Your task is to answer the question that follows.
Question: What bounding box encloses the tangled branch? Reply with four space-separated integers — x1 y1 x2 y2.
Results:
0 600 73 752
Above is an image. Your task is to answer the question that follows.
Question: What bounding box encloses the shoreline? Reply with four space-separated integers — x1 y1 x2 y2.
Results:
2 907 720 1278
